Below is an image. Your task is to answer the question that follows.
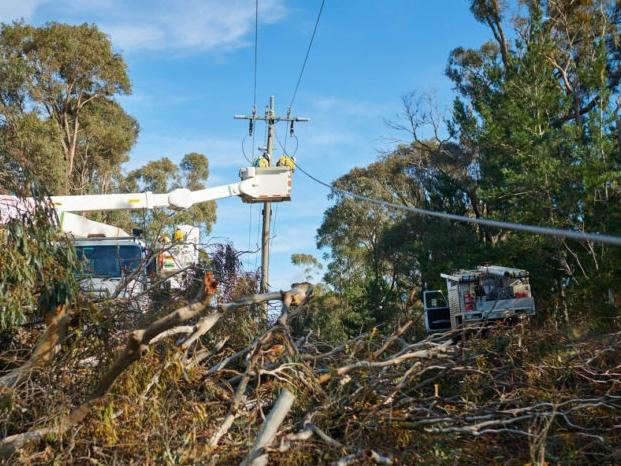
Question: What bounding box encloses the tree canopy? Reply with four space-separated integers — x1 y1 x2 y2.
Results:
0 21 136 194
126 153 217 235
0 22 217 237
315 0 621 336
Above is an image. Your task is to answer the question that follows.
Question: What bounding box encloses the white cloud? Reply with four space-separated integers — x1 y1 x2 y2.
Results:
0 0 287 53
0 0 46 22
103 23 165 51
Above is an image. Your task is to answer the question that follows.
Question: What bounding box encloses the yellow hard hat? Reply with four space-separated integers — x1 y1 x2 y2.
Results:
174 229 185 241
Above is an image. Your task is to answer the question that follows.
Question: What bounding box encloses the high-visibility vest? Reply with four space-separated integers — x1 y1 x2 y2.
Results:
254 157 269 168
276 155 295 170
174 229 185 242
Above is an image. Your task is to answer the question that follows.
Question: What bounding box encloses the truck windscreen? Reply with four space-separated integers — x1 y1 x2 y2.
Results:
76 245 142 278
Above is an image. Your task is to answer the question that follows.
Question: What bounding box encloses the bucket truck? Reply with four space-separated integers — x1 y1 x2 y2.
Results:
0 166 292 299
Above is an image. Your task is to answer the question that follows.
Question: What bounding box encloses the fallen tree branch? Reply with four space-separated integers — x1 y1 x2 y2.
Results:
240 388 295 466
318 340 452 384
0 305 72 388
149 325 196 344
372 320 413 359
332 449 393 466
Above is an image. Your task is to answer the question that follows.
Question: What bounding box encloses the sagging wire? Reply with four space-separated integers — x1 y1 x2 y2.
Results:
275 127 299 158
241 135 254 164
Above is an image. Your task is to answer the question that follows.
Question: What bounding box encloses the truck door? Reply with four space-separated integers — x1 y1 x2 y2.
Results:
423 290 451 333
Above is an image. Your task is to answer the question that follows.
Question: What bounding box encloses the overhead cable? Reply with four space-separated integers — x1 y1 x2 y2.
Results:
288 0 326 111
247 0 259 163
292 161 621 247
253 0 259 110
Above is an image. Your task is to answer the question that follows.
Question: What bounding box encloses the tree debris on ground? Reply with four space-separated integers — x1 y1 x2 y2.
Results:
1 278 619 465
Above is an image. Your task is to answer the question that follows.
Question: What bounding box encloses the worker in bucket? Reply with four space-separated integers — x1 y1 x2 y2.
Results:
276 154 295 171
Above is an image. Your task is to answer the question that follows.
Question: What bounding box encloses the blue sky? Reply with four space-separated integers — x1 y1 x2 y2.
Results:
1 0 492 290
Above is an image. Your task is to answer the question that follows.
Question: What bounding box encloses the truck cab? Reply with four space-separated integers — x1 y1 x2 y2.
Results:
74 236 148 300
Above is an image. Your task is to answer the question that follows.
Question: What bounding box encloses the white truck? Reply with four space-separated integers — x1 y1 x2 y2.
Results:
423 265 536 333
1 166 292 299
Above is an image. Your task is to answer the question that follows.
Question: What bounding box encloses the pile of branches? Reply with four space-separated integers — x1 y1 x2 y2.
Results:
1 279 620 465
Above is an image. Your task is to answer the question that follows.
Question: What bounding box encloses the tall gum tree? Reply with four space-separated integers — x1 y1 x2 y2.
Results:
0 22 133 194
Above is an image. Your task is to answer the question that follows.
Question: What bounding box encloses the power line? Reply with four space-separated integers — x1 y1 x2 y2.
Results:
288 0 326 111
275 128 298 158
253 0 259 110
292 160 621 247
241 135 253 164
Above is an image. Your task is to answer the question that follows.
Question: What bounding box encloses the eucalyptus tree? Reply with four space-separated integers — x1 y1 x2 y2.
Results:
126 153 217 237
0 22 136 194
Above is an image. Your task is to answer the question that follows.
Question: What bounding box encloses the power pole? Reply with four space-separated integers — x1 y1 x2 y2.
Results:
261 97 275 301
235 97 309 304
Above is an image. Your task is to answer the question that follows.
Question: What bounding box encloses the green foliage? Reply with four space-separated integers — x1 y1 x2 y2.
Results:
315 0 621 337
127 157 179 193
0 21 135 194
291 283 369 342
0 171 79 330
291 253 323 281
0 112 66 193
75 99 139 193
126 153 217 237
447 0 621 322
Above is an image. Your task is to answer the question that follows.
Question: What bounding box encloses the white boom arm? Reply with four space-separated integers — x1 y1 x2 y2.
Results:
0 167 292 237
49 167 292 213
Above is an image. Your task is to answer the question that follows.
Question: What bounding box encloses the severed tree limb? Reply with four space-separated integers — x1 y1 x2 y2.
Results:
185 337 229 369
278 411 344 453
209 333 269 447
208 286 312 447
317 340 452 384
372 320 413 359
141 300 212 344
0 304 72 389
149 325 196 345
301 333 371 362
207 347 252 375
240 388 295 466
179 311 223 351
331 449 393 466
206 284 313 376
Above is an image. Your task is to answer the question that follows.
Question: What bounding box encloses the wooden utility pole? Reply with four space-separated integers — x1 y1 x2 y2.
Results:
261 96 276 299
235 97 309 302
